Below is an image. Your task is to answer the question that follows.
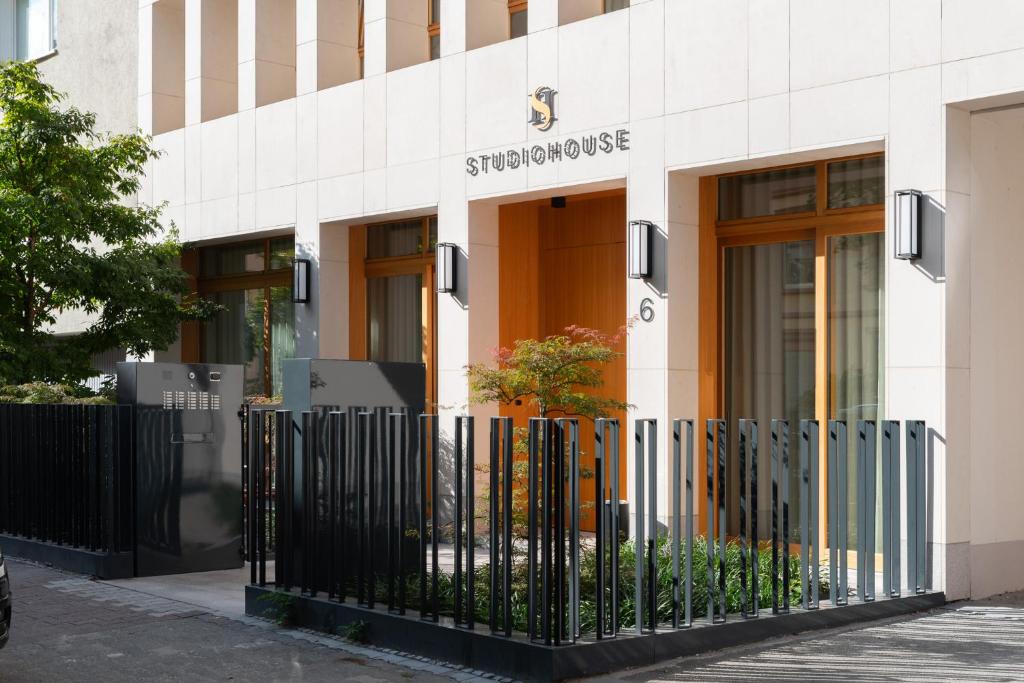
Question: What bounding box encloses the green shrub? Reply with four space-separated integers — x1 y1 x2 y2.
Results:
0 381 114 404
350 534 827 634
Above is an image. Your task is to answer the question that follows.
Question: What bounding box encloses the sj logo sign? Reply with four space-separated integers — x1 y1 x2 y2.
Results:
528 86 557 131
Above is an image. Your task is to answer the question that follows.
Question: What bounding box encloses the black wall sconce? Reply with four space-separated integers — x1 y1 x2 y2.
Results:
292 258 310 303
628 220 653 279
894 189 922 260
436 242 456 293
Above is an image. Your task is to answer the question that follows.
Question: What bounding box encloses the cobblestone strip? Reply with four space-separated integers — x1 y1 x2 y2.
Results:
46 569 514 683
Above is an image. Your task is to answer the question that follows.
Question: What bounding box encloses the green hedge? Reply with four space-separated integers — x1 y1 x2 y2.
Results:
359 535 828 634
0 382 114 404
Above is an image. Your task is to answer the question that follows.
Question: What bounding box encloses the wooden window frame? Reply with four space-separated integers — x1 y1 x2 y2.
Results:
186 236 294 398
349 216 438 410
428 0 440 59
508 0 527 36
698 152 885 550
357 0 364 78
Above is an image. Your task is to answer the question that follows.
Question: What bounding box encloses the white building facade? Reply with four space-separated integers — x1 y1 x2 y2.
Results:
138 0 1024 602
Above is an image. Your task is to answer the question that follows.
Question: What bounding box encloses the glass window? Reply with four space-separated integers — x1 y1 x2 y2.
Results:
718 165 817 221
367 274 423 364
202 242 265 277
604 0 629 11
829 232 884 549
428 216 438 252
269 237 294 270
724 239 816 540
366 220 423 259
203 289 267 397
828 156 885 209
269 286 296 396
16 0 54 61
510 8 528 38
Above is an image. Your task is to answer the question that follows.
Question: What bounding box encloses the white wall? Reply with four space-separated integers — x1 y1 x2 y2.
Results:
966 106 1024 598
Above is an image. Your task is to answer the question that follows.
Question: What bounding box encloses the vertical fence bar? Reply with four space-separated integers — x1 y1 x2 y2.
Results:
865 420 876 601
396 411 409 613
809 420 819 608
610 420 620 635
739 419 749 618
542 418 553 646
857 421 877 602
770 420 780 613
256 410 267 587
335 411 348 601
595 420 606 639
907 420 926 594
568 420 580 642
672 420 682 629
882 420 900 598
750 420 759 618
634 420 645 634
684 420 693 628
828 420 848 606
489 418 500 633
502 417 513 637
327 411 337 600
465 416 476 629
454 416 465 625
856 420 864 601
555 419 566 644
528 418 540 640
386 413 397 612
706 420 715 624
717 420 727 622
277 410 293 591
429 414 440 621
248 407 259 585
802 421 811 610
838 421 848 604
646 420 657 633
417 415 430 618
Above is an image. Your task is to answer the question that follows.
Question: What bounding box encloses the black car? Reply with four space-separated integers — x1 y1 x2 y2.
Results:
0 548 9 648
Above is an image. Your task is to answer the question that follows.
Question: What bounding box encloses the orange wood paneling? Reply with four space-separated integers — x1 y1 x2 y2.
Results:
499 192 627 531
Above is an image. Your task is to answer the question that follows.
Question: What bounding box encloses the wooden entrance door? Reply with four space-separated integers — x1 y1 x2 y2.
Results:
499 191 627 532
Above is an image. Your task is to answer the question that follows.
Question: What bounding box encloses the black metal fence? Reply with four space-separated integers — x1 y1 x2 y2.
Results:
0 403 134 553
248 411 930 644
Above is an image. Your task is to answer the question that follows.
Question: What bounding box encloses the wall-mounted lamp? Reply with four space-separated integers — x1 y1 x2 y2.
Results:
292 258 310 303
628 220 653 279
894 189 922 260
436 242 456 293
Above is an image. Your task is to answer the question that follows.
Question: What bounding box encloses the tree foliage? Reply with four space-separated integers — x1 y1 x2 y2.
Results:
467 324 631 419
0 62 215 383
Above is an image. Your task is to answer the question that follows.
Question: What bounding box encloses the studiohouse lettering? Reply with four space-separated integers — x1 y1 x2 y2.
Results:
466 129 630 176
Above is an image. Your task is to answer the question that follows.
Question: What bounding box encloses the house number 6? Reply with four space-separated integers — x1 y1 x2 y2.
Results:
640 298 655 322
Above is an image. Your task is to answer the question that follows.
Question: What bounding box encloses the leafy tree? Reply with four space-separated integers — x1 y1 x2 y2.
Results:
467 324 632 534
467 324 631 420
0 61 216 383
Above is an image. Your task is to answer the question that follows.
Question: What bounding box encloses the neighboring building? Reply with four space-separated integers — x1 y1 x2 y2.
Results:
2 0 138 385
124 0 1024 602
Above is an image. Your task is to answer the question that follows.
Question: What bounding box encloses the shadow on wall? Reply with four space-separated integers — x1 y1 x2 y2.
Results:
452 246 469 310
646 224 668 298
914 195 946 283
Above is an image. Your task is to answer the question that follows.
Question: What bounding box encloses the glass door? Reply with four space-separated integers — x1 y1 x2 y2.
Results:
724 239 816 538
828 232 885 550
704 154 886 551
